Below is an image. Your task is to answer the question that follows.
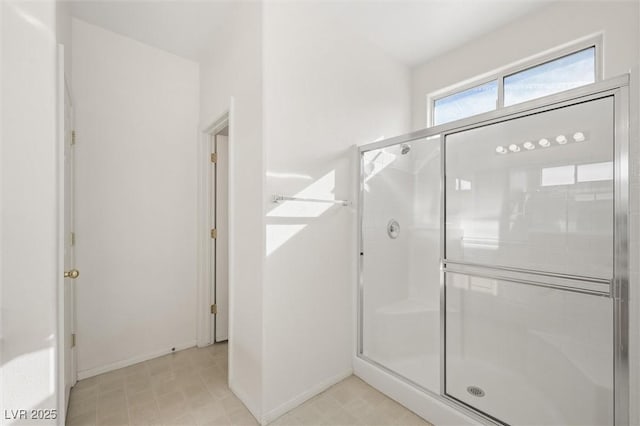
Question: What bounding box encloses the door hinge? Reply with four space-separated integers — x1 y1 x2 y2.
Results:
211 228 217 239
210 304 217 315
71 130 76 146
70 232 75 246
210 153 217 163
71 333 76 348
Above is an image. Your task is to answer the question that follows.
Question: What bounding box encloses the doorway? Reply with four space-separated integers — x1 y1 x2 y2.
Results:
210 124 229 343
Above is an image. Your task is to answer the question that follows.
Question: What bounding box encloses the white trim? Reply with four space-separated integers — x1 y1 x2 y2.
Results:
426 32 604 127
76 340 197 380
56 43 66 426
227 97 236 388
196 101 235 351
628 65 639 426
261 370 353 425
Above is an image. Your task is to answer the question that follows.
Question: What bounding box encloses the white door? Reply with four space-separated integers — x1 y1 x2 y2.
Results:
211 133 229 342
63 79 78 404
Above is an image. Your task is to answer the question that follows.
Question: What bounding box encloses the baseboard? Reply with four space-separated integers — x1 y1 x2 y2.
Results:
77 340 197 380
261 369 353 425
229 382 262 425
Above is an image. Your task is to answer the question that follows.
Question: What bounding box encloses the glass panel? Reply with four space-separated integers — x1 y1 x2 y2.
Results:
504 47 596 106
445 96 614 279
434 80 498 126
445 272 613 425
360 136 441 393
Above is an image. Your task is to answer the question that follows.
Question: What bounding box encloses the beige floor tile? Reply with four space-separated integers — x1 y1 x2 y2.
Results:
200 414 231 426
185 392 216 410
99 379 126 394
98 370 126 384
192 401 227 425
395 412 433 426
96 409 129 426
68 396 98 420
153 378 183 397
96 402 128 422
72 386 99 402
129 400 161 424
67 410 97 426
68 342 433 426
126 372 151 385
203 382 232 401
228 409 258 426
121 362 149 376
157 389 186 405
74 376 99 390
127 389 156 408
325 407 359 426
164 413 198 426
127 379 153 396
268 413 298 426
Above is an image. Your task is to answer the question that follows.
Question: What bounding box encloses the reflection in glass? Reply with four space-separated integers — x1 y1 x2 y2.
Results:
445 96 614 279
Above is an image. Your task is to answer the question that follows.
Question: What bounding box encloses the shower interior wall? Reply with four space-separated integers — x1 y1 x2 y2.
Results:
361 137 442 394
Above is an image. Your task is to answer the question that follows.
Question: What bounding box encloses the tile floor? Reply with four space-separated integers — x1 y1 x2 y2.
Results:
67 344 432 426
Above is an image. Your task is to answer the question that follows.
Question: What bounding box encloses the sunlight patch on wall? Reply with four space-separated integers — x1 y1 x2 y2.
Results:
266 224 307 256
266 170 341 256
2 346 55 421
12 3 51 36
266 171 312 180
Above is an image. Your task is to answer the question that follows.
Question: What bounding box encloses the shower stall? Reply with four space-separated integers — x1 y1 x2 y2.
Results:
357 75 630 425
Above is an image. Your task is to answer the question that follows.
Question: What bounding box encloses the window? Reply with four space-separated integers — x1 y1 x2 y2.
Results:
433 81 497 126
430 40 600 126
504 47 595 106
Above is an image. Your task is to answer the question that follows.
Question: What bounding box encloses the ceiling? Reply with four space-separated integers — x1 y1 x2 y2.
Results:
315 0 552 65
69 0 238 62
70 0 552 65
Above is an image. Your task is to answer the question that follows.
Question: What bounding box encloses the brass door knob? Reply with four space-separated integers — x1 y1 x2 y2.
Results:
64 269 80 279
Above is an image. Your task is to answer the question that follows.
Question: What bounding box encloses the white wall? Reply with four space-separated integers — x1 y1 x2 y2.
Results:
261 3 410 422
411 1 640 130
72 18 200 378
0 0 59 423
198 2 264 420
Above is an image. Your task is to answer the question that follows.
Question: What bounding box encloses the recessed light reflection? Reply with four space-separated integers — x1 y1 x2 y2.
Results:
495 131 585 155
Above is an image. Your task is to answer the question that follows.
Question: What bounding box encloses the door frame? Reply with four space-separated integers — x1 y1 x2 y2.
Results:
56 43 77 423
197 100 235 349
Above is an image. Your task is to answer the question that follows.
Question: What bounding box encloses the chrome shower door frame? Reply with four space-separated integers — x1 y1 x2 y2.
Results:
357 74 630 426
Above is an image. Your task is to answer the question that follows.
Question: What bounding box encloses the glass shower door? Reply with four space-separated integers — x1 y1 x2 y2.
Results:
443 95 615 425
359 136 441 393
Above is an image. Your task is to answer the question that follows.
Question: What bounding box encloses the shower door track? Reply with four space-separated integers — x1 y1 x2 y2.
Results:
356 74 631 426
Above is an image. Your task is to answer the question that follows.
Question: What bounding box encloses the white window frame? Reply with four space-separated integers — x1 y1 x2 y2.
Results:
427 34 603 127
